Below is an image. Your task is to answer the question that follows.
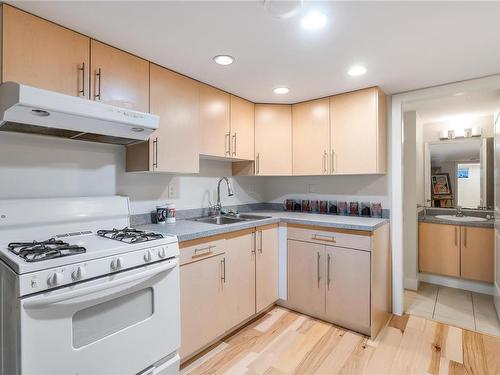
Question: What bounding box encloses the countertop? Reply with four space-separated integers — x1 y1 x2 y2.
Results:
418 215 494 228
136 211 389 242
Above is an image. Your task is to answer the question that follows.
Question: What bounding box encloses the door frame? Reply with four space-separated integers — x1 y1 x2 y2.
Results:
391 74 500 315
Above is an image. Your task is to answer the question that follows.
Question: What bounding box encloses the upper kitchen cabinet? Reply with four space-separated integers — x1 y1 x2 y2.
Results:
199 83 231 158
292 98 330 175
90 40 149 112
330 87 387 175
230 95 255 160
255 104 292 175
2 5 90 98
126 64 200 173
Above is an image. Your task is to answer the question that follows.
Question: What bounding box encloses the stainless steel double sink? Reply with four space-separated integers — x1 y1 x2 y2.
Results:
188 213 272 225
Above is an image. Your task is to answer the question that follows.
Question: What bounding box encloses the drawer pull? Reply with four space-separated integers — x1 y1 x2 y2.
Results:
193 245 216 258
312 234 336 243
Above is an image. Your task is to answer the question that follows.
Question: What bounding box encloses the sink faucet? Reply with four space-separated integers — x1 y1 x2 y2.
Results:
214 177 234 216
456 206 464 217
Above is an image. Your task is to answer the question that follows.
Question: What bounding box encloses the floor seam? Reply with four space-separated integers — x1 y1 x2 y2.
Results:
432 287 439 319
471 292 477 331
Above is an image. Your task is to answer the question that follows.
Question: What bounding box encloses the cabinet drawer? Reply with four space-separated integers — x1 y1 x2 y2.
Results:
287 225 371 251
179 238 226 266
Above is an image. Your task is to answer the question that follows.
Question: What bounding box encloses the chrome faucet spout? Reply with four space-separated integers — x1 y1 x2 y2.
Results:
456 206 464 217
215 177 234 215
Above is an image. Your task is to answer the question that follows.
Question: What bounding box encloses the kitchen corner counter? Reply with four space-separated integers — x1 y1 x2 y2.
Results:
136 211 389 242
418 215 494 228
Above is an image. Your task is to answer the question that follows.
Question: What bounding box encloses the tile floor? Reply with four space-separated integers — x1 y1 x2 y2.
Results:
404 282 500 336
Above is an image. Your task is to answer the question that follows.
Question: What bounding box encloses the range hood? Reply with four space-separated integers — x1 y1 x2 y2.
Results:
0 82 159 145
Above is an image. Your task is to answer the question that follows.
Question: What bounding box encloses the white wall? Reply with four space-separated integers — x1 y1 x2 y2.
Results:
457 163 481 208
0 132 264 214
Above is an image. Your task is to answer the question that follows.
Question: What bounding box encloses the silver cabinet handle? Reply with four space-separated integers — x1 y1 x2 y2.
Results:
322 150 327 174
221 257 226 283
78 62 85 97
225 132 231 155
312 234 336 243
327 253 331 290
463 227 467 248
152 137 158 169
232 133 237 156
454 227 458 246
259 230 263 253
252 232 256 254
317 252 321 288
331 150 335 174
95 68 102 100
256 153 260 175
194 245 215 256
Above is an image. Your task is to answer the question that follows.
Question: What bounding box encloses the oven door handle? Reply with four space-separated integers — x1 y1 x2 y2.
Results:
23 259 178 309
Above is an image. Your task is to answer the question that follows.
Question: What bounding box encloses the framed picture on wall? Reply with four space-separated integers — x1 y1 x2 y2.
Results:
431 173 452 195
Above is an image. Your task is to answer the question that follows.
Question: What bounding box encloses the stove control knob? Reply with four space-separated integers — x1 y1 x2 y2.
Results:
158 248 166 259
47 272 63 286
110 257 124 271
144 250 152 262
71 266 86 281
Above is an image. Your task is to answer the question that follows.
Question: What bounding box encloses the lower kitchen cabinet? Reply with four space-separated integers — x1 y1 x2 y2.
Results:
283 223 391 338
287 240 326 317
419 222 493 283
179 252 226 359
256 224 279 312
179 226 279 361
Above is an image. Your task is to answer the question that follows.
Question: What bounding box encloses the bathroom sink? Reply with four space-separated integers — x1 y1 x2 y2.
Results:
435 215 488 222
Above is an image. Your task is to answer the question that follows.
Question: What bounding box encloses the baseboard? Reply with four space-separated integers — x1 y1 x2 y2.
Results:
419 273 494 295
404 277 419 291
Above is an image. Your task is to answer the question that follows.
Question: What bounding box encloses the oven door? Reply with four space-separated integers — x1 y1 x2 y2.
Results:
19 259 180 375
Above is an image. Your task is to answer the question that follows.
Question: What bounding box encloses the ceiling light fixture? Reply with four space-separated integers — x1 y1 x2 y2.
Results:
301 11 327 30
213 55 234 66
347 65 367 77
273 87 289 95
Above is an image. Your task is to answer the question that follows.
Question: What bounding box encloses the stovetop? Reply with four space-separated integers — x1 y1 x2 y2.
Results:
0 228 177 275
8 238 86 262
97 227 164 244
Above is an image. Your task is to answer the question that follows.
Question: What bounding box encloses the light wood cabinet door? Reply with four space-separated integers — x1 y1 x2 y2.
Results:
199 84 231 157
330 87 386 174
2 5 90 98
255 104 292 175
230 95 255 160
461 227 494 283
256 225 279 312
419 223 460 277
129 64 199 173
292 98 330 175
287 240 326 317
324 246 371 333
90 40 149 112
180 253 226 359
224 232 256 329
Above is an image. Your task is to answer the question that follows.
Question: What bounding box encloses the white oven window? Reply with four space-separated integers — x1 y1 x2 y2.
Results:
72 287 154 348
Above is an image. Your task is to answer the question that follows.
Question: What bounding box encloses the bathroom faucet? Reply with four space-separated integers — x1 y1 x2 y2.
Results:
456 206 464 217
214 177 234 216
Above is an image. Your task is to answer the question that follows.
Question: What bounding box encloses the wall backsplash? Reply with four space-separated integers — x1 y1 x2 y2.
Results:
0 132 391 215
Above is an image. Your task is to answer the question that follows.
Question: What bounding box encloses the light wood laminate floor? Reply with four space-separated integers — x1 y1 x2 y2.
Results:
181 306 500 375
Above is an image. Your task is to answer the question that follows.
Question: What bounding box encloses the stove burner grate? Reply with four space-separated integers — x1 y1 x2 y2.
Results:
97 227 164 244
8 238 86 262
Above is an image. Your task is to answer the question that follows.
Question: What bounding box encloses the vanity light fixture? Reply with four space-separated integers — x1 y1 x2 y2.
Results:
348 65 367 77
301 11 327 30
213 55 234 66
273 87 289 94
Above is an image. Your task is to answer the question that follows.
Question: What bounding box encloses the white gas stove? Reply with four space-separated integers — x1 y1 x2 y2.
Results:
0 196 180 375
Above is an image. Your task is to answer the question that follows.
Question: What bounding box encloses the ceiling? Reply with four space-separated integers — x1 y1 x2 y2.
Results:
10 1 500 103
403 88 500 123
430 140 481 163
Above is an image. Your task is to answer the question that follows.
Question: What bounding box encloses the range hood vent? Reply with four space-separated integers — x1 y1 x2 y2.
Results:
0 82 159 145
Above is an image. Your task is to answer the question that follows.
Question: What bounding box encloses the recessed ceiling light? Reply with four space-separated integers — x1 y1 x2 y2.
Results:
213 55 234 66
347 65 367 77
273 87 289 95
301 11 327 30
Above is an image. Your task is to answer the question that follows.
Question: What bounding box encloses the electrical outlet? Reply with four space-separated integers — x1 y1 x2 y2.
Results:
168 185 175 198
307 184 317 193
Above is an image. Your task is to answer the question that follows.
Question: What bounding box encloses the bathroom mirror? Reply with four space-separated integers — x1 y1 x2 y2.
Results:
425 137 494 209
